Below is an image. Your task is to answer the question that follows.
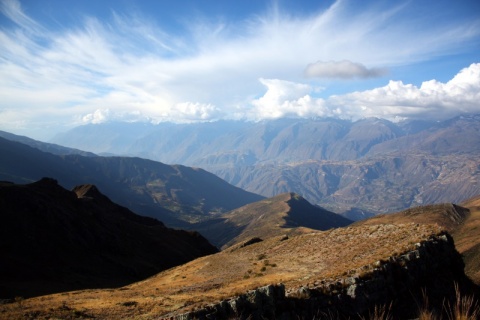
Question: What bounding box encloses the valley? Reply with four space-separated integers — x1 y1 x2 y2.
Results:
50 115 480 218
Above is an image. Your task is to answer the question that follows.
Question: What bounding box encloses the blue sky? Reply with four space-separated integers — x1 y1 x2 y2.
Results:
1 0 480 140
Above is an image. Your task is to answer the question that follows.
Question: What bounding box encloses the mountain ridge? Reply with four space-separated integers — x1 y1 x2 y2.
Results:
0 136 263 226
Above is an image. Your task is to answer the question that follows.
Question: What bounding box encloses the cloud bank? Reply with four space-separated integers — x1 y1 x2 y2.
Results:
0 0 479 139
248 63 480 121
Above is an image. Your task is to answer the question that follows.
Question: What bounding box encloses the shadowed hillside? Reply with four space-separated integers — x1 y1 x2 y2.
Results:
0 137 263 226
0 178 218 298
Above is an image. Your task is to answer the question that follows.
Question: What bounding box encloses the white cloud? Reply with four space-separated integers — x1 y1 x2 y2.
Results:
169 102 222 122
82 109 111 124
249 63 480 121
304 60 387 79
248 78 328 120
330 63 480 120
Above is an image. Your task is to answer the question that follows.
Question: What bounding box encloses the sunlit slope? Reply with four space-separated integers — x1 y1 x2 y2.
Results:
0 223 444 319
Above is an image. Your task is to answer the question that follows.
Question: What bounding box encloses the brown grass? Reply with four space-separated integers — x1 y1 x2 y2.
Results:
360 303 393 320
416 284 480 320
0 223 443 319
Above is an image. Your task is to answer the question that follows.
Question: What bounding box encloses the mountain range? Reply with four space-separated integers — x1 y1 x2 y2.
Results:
50 114 480 219
0 135 353 247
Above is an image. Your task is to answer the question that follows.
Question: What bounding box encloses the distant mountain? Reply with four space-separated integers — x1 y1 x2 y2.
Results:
216 152 480 219
0 137 263 226
192 192 352 249
0 130 96 157
0 178 218 298
50 115 480 217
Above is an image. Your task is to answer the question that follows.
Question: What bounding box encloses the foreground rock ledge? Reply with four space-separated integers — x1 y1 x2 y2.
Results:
167 232 472 320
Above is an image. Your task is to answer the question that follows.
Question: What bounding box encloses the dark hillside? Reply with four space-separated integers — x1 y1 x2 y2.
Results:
0 178 218 298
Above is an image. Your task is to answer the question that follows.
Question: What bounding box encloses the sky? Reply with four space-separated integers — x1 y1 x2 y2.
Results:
1 0 480 141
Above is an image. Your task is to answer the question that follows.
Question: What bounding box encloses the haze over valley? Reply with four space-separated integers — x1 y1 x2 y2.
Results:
50 114 480 220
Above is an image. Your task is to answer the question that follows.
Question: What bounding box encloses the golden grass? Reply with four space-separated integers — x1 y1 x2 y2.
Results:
0 223 443 319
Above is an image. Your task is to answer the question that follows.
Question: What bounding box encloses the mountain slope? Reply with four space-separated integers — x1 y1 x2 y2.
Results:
0 178 218 298
193 193 352 249
456 195 480 284
0 137 263 226
0 130 96 157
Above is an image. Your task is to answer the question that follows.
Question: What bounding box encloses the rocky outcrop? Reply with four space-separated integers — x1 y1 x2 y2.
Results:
168 232 473 319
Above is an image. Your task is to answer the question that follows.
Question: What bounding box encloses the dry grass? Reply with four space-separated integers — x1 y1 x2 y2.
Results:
0 223 443 319
416 284 480 320
353 203 469 232
353 198 480 286
360 303 393 320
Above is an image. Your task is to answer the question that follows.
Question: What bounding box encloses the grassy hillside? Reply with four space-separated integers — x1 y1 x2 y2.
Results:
0 223 450 319
354 199 480 285
457 195 480 284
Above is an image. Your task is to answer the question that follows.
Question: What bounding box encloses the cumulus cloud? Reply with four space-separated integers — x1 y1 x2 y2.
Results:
248 63 480 121
169 102 222 122
82 109 111 124
329 63 480 120
304 60 387 79
248 79 330 120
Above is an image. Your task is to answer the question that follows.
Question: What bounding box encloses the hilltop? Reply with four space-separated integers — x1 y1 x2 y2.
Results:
0 178 217 298
192 192 352 248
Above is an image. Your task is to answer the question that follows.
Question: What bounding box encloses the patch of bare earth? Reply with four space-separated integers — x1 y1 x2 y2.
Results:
0 223 442 319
